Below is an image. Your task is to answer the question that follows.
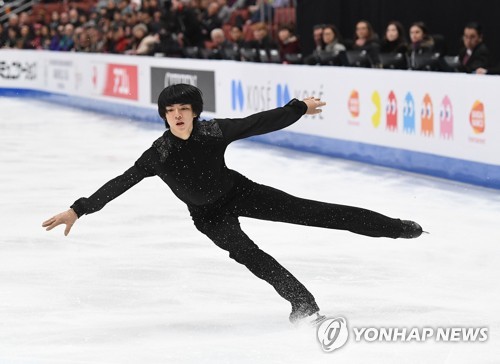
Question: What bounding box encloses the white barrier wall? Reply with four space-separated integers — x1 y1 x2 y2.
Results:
1 49 499 188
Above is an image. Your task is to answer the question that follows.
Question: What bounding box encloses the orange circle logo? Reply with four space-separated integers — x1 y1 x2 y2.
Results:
348 90 360 118
469 101 485 134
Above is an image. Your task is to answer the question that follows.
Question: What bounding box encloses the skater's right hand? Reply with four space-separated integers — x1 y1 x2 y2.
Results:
42 209 78 236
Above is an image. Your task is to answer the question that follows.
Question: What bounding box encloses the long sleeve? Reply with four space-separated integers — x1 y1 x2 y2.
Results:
216 98 307 143
70 148 158 217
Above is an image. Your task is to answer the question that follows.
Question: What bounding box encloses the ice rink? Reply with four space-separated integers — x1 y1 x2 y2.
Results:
1 97 499 363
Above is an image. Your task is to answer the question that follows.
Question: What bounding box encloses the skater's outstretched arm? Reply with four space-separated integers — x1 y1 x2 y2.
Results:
217 97 326 143
42 148 158 235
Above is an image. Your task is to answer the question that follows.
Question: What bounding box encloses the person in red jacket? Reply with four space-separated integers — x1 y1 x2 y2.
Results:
43 84 423 324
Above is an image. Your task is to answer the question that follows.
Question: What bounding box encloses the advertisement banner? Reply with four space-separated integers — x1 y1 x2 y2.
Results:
150 67 216 113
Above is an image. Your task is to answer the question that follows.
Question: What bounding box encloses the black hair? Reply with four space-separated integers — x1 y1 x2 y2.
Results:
157 83 204 128
465 21 483 36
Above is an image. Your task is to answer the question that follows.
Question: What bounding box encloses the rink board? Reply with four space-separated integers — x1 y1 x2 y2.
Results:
0 50 499 188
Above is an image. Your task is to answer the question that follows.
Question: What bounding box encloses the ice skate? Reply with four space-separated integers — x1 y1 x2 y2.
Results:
289 302 322 325
400 220 424 238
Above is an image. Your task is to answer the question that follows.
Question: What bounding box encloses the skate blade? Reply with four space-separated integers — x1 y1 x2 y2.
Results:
309 313 328 327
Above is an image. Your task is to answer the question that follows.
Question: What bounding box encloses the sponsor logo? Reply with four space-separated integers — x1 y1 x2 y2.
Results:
0 61 36 80
371 91 381 128
420 93 434 136
439 95 453 139
469 100 485 134
403 92 416 134
151 67 216 113
231 80 244 111
317 317 349 352
103 64 138 100
276 83 291 107
47 59 73 91
348 90 360 118
386 90 398 131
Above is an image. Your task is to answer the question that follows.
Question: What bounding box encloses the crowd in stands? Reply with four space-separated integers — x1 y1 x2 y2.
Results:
0 0 497 74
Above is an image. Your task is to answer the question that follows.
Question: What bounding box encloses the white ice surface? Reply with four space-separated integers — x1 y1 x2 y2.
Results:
1 98 499 364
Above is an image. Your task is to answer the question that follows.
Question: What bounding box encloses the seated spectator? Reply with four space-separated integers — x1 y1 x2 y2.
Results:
380 21 408 54
305 23 345 65
18 24 34 49
244 22 278 61
0 23 6 48
107 24 129 53
49 11 60 30
228 25 246 49
2 27 19 49
206 27 233 59
408 21 434 68
74 28 92 52
277 25 300 62
58 23 76 51
458 22 489 74
350 20 379 64
126 23 149 54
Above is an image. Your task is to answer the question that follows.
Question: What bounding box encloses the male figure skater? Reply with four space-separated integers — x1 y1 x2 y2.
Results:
43 84 423 323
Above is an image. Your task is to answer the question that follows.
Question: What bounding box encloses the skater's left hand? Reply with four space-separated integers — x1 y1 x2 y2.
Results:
303 96 326 115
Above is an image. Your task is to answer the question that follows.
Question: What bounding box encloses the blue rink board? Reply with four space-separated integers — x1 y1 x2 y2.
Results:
1 88 499 190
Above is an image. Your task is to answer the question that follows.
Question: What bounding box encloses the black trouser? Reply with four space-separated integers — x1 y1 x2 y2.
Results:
189 177 403 311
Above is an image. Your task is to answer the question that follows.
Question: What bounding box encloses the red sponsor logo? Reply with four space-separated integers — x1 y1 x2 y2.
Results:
103 64 138 100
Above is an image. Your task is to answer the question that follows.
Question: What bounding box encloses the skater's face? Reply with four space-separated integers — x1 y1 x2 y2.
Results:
165 103 196 140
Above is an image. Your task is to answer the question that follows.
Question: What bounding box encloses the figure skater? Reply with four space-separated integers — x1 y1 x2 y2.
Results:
43 84 423 323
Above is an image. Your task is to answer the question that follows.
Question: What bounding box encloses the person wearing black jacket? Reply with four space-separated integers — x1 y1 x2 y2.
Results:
458 22 490 74
43 84 424 324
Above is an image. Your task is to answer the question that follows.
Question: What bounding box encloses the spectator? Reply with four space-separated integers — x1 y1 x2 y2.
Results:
0 23 5 48
49 11 60 30
56 23 75 51
458 22 489 74
18 24 34 49
74 28 92 52
107 25 130 53
150 10 164 34
408 21 434 68
321 24 345 55
351 20 379 64
245 22 278 61
69 8 81 27
201 1 223 40
228 25 245 48
2 27 19 49
88 27 106 52
380 21 408 54
59 12 70 27
277 25 300 62
165 0 204 47
39 24 52 50
305 23 344 65
5 13 20 33
126 23 148 54
205 27 233 59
